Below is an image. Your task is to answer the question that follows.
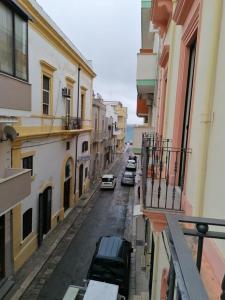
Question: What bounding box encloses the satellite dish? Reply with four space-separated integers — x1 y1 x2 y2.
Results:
3 125 18 141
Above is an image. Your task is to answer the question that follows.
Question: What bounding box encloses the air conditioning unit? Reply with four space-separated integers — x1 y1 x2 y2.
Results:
62 88 71 98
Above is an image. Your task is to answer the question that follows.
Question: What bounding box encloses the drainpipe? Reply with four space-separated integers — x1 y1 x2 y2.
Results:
74 67 81 197
195 2 222 216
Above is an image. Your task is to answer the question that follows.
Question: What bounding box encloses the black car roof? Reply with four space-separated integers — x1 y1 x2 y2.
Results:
96 236 126 261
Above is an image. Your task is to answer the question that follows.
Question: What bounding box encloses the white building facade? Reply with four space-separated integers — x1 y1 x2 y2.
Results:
0 0 95 272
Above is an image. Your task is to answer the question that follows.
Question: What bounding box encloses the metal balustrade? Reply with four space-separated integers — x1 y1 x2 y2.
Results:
62 116 82 130
162 214 225 300
141 133 190 210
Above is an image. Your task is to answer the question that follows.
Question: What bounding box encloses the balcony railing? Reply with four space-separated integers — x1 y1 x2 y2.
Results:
62 116 82 130
159 214 225 300
141 134 190 210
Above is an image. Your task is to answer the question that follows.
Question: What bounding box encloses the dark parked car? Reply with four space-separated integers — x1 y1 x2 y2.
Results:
87 236 133 298
121 171 135 186
128 155 137 163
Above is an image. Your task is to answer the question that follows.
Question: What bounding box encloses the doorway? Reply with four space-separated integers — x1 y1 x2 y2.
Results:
179 41 196 187
38 187 52 246
64 159 72 211
0 215 5 280
79 164 83 197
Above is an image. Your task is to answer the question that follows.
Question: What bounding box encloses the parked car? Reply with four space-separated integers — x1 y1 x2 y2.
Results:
100 174 117 190
128 155 137 163
87 236 133 298
63 281 126 300
125 160 136 172
121 171 135 186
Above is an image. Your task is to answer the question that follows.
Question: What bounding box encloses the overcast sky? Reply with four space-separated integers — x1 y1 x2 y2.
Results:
36 0 142 124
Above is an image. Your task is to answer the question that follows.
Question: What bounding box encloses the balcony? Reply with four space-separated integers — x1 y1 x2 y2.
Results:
136 53 157 94
137 97 149 117
0 168 31 214
62 116 82 130
141 134 190 211
151 0 173 37
0 73 31 113
153 214 225 300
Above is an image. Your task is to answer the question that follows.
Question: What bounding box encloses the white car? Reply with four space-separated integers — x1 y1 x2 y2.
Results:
100 174 117 190
126 160 136 172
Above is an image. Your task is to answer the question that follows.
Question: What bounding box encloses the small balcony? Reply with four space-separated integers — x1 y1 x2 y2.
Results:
62 116 82 130
136 53 157 94
0 168 31 214
137 97 149 117
141 134 190 211
0 73 31 113
153 214 225 300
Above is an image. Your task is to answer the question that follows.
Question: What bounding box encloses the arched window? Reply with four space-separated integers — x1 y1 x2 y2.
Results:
82 141 88 152
65 159 71 178
23 208 32 240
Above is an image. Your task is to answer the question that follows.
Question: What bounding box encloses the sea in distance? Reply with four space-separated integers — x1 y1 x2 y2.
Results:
126 124 135 143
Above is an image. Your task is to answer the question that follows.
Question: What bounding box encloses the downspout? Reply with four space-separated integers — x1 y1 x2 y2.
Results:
74 67 81 197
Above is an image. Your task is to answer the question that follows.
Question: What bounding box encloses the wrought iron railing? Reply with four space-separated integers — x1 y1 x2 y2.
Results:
141 133 190 210
162 214 225 300
62 116 82 130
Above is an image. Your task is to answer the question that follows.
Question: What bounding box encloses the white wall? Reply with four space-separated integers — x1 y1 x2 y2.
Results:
20 136 76 234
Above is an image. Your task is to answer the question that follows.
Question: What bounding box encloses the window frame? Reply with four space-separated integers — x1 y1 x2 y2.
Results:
22 208 32 240
40 60 56 116
82 141 88 153
42 74 51 115
0 1 29 81
22 155 33 176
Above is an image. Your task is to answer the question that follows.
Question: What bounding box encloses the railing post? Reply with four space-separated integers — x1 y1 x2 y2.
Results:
196 223 208 271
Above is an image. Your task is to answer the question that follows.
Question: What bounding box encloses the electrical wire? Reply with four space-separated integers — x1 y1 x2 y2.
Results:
12 137 69 150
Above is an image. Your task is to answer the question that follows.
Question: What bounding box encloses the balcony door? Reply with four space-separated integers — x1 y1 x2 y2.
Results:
79 164 83 197
0 215 5 280
179 41 196 187
38 187 52 246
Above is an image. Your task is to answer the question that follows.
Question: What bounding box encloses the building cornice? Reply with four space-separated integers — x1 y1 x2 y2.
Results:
173 0 194 25
17 0 96 78
15 128 92 141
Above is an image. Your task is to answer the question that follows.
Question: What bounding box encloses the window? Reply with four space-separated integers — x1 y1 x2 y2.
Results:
66 141 70 150
23 156 33 176
43 75 50 115
65 88 71 117
85 167 88 178
23 208 32 240
0 2 28 80
82 141 88 152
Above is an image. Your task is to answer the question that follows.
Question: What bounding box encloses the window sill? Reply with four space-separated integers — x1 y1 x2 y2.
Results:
0 71 29 84
20 231 35 246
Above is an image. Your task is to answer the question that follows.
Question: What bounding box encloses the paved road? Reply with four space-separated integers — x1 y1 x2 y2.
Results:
21 150 134 300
